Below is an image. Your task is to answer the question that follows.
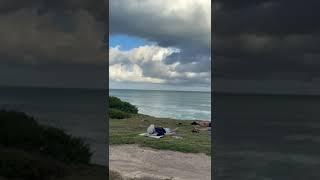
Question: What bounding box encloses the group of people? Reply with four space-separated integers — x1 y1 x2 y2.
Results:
146 120 212 137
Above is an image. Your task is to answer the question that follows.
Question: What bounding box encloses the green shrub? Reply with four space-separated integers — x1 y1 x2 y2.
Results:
109 96 138 114
0 110 92 164
109 108 131 119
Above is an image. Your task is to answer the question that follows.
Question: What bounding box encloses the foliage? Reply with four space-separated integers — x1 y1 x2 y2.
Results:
0 110 92 164
109 96 138 114
0 148 66 180
109 108 131 119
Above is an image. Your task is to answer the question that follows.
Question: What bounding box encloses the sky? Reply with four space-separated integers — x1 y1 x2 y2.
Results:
1 0 318 94
213 0 320 94
0 0 107 89
109 0 211 91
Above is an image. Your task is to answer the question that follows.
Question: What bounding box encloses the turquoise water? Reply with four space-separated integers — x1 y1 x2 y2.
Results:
109 89 211 121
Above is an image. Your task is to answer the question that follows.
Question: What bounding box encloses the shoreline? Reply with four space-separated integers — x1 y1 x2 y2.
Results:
136 113 211 122
109 97 212 179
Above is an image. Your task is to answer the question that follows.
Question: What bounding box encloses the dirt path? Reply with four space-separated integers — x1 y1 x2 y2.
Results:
109 145 211 180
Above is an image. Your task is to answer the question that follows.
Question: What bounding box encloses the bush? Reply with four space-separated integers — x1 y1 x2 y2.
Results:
39 126 92 164
0 110 92 164
109 96 138 114
0 148 67 180
109 108 131 119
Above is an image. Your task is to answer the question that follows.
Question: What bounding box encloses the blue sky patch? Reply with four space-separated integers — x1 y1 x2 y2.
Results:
109 34 155 50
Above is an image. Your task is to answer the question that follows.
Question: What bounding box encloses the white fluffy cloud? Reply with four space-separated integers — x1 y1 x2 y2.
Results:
110 0 211 88
109 63 165 83
109 45 179 83
109 45 211 85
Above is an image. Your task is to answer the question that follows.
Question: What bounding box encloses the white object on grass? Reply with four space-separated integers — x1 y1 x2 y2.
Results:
147 124 155 134
139 133 163 139
164 128 171 134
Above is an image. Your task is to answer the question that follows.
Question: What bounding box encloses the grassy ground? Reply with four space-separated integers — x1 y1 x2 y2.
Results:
109 114 211 155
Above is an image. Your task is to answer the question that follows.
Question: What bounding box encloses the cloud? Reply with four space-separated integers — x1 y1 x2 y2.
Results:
110 0 210 50
213 0 320 92
0 0 106 88
109 63 165 83
110 0 211 88
109 45 210 85
0 9 106 66
0 0 105 20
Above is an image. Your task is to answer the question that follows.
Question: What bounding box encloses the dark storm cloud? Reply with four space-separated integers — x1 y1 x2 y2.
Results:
0 0 105 20
110 0 210 53
0 9 106 65
0 0 106 88
213 0 320 90
215 0 320 36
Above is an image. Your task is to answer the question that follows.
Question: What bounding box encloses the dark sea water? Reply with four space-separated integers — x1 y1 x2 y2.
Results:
4 87 318 178
214 93 320 179
0 86 107 166
109 89 211 121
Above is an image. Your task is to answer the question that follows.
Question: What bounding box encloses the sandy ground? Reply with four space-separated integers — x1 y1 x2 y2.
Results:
109 145 211 180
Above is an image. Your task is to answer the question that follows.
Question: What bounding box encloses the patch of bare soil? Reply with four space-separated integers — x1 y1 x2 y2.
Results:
109 145 211 180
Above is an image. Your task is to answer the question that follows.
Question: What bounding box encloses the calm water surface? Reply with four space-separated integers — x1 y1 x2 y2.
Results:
109 89 211 121
214 94 320 179
0 86 107 165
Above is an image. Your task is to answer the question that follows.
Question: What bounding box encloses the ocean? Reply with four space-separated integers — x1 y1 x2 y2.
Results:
213 93 320 179
0 86 107 166
4 87 318 179
109 89 211 121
